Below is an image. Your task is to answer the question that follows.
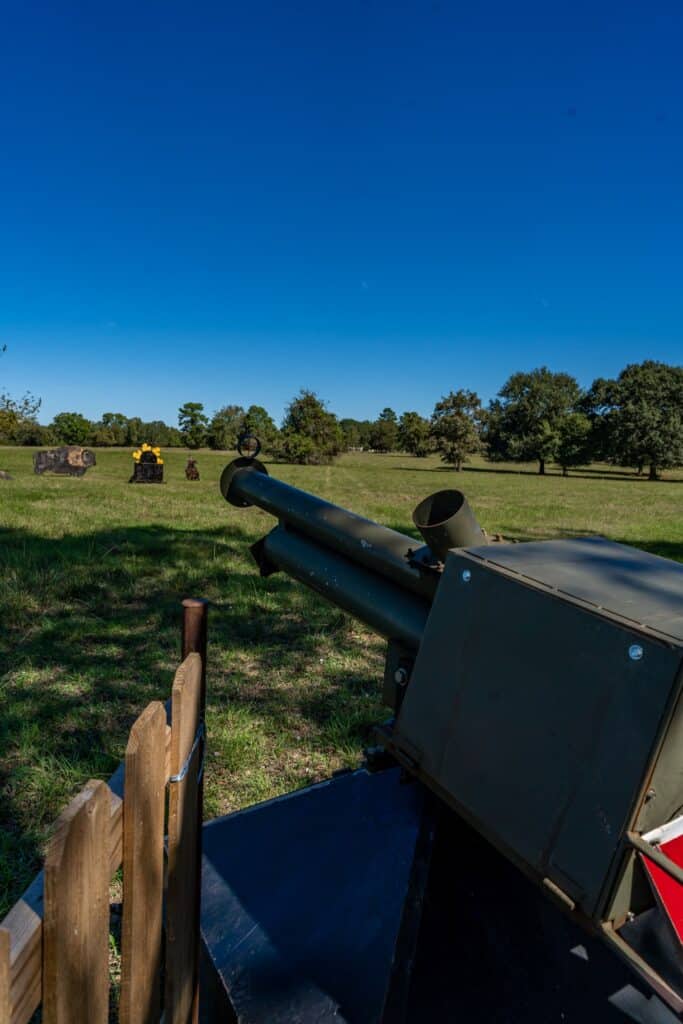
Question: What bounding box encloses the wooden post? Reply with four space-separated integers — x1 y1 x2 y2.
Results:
165 654 203 1024
0 927 9 1024
182 598 208 709
43 780 110 1024
120 701 167 1024
181 598 208 1024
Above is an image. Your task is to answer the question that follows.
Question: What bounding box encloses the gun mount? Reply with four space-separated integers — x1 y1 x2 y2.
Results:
211 455 683 1023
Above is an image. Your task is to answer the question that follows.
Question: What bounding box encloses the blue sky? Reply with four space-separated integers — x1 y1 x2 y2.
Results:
1 1 681 425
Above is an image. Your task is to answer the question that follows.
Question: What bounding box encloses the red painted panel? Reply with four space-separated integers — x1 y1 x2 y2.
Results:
642 834 683 944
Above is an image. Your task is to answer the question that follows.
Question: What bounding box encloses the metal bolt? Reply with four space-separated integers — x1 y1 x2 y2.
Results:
394 667 408 686
645 788 656 803
629 644 644 662
461 569 472 583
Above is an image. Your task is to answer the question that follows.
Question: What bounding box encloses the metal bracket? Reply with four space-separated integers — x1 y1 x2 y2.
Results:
169 722 205 784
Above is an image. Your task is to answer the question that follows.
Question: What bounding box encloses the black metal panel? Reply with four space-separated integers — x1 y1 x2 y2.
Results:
407 810 674 1023
198 773 673 1023
200 769 424 1023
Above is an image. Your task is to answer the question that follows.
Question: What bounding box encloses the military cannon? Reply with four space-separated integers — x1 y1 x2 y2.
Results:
203 456 683 1023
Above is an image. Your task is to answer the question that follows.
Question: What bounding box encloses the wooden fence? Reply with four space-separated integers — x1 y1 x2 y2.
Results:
0 598 208 1024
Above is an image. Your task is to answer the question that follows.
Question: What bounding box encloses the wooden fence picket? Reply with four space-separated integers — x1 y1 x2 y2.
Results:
165 653 203 1024
43 779 110 1024
0 927 9 1024
0 598 208 1024
120 701 167 1024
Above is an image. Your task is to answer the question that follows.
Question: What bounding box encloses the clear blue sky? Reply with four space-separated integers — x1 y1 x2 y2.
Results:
1 1 681 426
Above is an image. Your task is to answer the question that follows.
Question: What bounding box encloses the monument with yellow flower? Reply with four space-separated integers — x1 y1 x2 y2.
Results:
129 442 164 483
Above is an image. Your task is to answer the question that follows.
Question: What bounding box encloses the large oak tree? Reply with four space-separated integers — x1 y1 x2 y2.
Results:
584 361 683 480
486 367 582 475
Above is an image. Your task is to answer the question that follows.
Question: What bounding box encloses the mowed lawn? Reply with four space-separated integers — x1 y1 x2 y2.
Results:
1 446 682 916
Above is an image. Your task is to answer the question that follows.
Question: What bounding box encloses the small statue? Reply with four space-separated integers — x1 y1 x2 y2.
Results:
185 457 200 481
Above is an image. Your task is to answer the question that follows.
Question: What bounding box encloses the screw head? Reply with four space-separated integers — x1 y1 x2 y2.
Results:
461 569 472 583
629 644 644 662
394 667 408 686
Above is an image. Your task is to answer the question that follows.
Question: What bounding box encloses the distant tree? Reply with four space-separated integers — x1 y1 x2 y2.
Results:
178 402 208 449
356 420 374 449
51 411 92 445
557 412 593 476
16 421 53 446
339 418 375 450
142 420 175 446
369 408 399 452
0 392 41 444
208 405 245 450
88 415 181 448
166 426 185 447
125 416 145 446
276 389 342 465
486 367 582 474
242 404 278 450
89 425 116 446
578 377 613 463
397 411 432 456
0 344 41 444
430 390 483 471
340 418 362 450
101 412 128 446
583 361 683 480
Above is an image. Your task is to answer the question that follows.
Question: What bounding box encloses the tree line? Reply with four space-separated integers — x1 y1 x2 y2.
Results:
1 360 681 480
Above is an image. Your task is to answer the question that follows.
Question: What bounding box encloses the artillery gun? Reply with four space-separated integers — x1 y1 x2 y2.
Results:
201 455 683 1023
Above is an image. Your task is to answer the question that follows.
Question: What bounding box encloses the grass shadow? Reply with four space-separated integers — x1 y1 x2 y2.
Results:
0 521 384 916
390 464 683 483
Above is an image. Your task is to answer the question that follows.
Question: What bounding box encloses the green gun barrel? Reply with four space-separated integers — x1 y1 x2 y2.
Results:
221 457 436 601
220 457 485 650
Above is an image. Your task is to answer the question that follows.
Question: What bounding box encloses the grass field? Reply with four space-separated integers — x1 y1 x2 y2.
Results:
1 446 682 918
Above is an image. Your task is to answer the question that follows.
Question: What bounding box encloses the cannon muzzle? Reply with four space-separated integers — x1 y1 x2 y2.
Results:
220 457 485 649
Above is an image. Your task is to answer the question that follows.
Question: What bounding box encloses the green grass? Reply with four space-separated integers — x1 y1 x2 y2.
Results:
1 446 682 917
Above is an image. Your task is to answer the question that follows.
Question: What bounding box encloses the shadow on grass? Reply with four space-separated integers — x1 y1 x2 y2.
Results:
390 464 683 483
0 522 382 915
622 539 683 563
